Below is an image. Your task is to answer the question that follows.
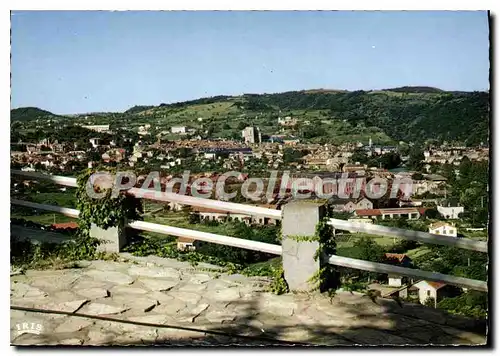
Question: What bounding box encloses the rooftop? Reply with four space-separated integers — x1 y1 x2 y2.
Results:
51 222 79 230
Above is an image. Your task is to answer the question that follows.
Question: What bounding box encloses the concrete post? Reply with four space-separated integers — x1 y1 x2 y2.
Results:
90 222 127 253
281 200 327 292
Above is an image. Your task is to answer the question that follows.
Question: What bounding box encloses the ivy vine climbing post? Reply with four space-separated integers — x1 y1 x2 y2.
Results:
75 168 143 254
281 200 338 294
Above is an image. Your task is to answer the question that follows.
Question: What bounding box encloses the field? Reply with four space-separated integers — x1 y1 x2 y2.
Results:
11 190 78 225
94 97 397 144
11 211 77 225
336 232 401 258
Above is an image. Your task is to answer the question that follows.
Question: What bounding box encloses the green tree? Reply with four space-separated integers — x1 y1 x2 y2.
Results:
378 152 402 169
408 148 425 171
437 291 487 319
424 208 440 219
351 149 368 164
283 148 304 164
411 172 424 180
357 237 385 263
424 297 436 308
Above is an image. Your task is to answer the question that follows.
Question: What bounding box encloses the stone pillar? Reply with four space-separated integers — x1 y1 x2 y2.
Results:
281 200 327 292
89 222 127 253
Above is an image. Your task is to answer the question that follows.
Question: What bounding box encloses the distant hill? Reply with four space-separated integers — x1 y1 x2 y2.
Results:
132 88 489 145
383 86 444 94
13 86 490 146
124 105 155 114
11 107 56 121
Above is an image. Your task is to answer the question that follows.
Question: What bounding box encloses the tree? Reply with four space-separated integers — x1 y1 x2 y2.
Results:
300 125 324 139
378 152 402 170
88 150 101 162
407 148 425 171
188 212 200 224
351 149 368 164
411 172 424 180
437 291 487 319
398 144 410 157
357 237 385 263
206 125 215 137
424 208 440 219
331 212 352 220
424 297 436 308
283 148 304 164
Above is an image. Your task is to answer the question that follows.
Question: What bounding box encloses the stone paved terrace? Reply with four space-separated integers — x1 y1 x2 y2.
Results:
11 254 487 347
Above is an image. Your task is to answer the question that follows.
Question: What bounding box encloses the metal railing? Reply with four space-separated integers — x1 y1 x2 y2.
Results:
10 170 488 292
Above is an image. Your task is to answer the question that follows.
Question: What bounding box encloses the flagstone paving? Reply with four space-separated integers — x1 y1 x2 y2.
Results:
10 253 487 346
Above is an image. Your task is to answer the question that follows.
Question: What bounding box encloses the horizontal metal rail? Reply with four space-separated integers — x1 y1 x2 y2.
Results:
10 199 281 255
329 218 488 253
11 169 78 187
127 220 282 255
10 198 487 292
328 255 488 292
11 199 80 218
11 170 282 220
128 187 282 220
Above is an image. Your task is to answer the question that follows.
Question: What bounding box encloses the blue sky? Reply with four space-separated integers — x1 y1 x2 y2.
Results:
11 11 490 114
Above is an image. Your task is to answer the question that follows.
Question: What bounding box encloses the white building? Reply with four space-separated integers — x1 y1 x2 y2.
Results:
388 274 404 288
82 124 110 133
411 280 460 308
89 138 101 148
356 197 373 210
171 126 187 134
437 199 464 219
347 218 373 233
177 237 197 251
428 221 457 237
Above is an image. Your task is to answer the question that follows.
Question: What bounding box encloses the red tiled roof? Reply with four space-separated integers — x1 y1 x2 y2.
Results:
418 208 429 215
426 281 446 290
177 237 196 243
384 253 410 263
51 222 79 230
355 209 382 216
429 221 452 229
379 208 419 214
192 207 232 214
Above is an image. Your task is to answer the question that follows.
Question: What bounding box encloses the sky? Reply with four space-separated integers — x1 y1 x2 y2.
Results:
11 11 490 114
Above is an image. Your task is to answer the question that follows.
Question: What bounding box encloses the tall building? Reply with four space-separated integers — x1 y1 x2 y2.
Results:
242 126 262 144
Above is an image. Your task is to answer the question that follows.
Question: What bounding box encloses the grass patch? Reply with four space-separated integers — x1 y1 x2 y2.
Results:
11 212 77 225
10 234 117 271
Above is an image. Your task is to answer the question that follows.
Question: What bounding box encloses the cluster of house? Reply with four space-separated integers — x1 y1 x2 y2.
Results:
394 172 448 196
361 138 398 157
250 142 370 171
423 146 489 165
374 253 463 308
277 116 298 127
11 134 131 171
11 150 89 172
80 124 111 133
169 126 197 135
327 195 463 223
